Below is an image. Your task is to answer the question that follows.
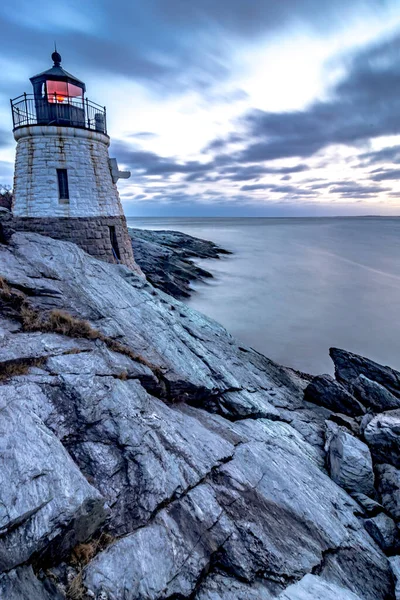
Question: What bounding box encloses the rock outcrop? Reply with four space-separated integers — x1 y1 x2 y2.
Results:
129 227 231 298
0 229 399 599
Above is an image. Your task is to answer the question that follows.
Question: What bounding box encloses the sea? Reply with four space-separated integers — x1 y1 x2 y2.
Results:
127 216 400 375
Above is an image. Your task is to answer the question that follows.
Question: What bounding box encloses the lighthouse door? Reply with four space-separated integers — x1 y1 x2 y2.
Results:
109 226 121 262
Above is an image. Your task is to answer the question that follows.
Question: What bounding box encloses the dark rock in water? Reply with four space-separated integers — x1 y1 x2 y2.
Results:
352 375 400 412
325 422 375 496
330 347 400 398
364 513 400 553
377 464 400 522
364 410 400 468
304 374 365 416
128 228 231 299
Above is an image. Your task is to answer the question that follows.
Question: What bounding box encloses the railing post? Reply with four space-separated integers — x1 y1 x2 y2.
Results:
24 93 28 126
10 99 15 129
85 97 90 128
104 106 107 134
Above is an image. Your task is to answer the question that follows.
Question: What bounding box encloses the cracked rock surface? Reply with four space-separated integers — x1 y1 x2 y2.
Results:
0 231 399 599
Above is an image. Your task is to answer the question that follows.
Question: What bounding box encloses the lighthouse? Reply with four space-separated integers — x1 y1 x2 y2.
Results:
10 51 136 269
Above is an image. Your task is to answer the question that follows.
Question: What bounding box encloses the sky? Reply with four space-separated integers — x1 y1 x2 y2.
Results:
1 0 400 216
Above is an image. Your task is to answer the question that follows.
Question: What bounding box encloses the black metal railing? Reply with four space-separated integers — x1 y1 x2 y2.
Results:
10 93 107 134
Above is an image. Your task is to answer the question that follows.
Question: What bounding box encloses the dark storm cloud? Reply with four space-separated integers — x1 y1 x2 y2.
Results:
0 0 393 97
358 145 400 165
208 31 400 165
111 141 213 177
370 168 400 181
329 184 391 194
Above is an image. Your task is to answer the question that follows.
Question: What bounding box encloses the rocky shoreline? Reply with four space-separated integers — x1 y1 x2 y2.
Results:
128 227 231 299
0 215 400 599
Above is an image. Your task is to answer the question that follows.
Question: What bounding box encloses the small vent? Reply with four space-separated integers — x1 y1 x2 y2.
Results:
57 169 69 202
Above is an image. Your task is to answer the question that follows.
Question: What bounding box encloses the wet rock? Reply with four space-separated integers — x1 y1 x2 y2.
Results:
325 422 374 496
129 228 231 299
364 410 400 468
304 374 365 416
330 347 400 398
364 513 400 553
377 464 400 521
0 383 107 572
0 566 63 600
352 374 400 412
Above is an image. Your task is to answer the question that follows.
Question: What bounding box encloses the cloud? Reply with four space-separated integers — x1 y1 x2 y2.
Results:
208 31 400 164
329 183 391 195
359 145 400 166
370 168 400 181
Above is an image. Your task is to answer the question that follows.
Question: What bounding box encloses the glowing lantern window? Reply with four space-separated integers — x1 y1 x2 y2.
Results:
46 81 83 104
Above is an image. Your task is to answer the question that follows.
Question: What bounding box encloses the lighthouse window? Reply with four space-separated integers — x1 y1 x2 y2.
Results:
57 169 69 202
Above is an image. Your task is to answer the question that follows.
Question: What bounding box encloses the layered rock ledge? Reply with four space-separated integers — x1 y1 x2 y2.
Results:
0 226 399 599
128 227 231 298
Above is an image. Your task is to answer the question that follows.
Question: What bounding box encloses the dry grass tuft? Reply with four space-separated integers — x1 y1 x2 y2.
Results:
0 279 166 388
66 572 85 600
70 533 115 568
0 358 44 382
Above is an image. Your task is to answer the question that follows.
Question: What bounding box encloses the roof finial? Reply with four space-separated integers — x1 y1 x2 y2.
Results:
52 44 62 67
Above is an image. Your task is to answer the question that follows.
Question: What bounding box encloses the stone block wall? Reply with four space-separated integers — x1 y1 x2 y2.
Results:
13 126 124 218
12 215 139 272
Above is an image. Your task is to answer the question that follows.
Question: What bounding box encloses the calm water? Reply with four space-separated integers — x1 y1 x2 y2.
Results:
127 217 400 375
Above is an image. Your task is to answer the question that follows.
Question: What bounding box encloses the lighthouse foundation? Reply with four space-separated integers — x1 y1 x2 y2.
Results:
12 215 137 271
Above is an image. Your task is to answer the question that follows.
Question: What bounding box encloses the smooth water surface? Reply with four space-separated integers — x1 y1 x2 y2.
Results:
127 217 400 374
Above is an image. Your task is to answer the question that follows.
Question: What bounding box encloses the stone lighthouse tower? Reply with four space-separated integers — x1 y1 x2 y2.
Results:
10 51 136 269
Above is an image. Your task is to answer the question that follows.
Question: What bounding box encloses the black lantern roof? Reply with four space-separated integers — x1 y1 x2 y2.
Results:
30 51 86 92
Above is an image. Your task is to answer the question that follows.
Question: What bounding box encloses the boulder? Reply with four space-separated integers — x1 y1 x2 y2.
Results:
364 410 400 468
377 464 400 521
364 513 400 553
330 347 400 398
0 383 107 572
353 374 400 412
325 422 374 496
304 374 365 416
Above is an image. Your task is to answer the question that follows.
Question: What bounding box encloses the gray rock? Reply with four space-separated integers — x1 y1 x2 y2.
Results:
43 374 235 534
325 422 375 496
196 574 281 599
0 383 107 572
390 556 400 599
330 347 400 398
351 493 383 516
364 410 400 468
278 574 364 599
304 374 365 416
129 228 231 299
364 513 400 553
85 421 391 600
377 464 400 521
0 566 64 600
353 374 400 412
0 232 395 599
